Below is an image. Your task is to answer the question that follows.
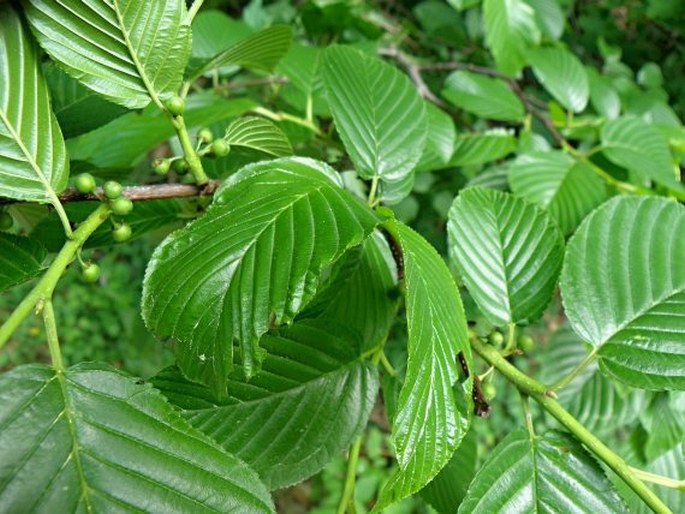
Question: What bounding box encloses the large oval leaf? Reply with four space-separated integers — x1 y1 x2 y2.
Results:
561 196 685 390
0 7 68 203
442 70 525 121
142 157 380 392
0 233 47 291
374 220 472 509
451 129 516 166
600 116 683 192
448 187 565 326
458 429 627 513
24 0 192 109
223 116 292 157
322 45 427 203
153 320 378 490
508 151 609 235
528 46 590 113
0 363 273 513
417 103 456 172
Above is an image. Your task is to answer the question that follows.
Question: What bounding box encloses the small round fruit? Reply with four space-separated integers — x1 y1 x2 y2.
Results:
0 212 12 230
173 158 189 174
82 263 100 283
110 196 133 216
153 158 171 175
197 128 213 143
488 331 504 346
518 335 535 352
112 223 132 243
211 139 230 157
481 382 496 401
103 180 123 199
74 173 96 194
165 96 185 116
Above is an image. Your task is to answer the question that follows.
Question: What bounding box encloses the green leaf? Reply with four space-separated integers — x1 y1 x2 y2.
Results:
153 320 379 490
508 151 609 235
601 116 683 192
0 363 274 513
528 46 589 113
417 103 456 172
190 10 252 62
524 0 565 40
223 116 292 157
458 429 627 513
68 93 256 168
442 70 525 121
0 233 46 291
419 428 478 514
322 45 427 203
24 0 191 110
639 393 685 461
587 68 621 119
276 43 329 117
374 220 472 509
298 231 398 351
448 187 565 326
561 196 685 390
537 325 646 435
45 64 128 139
483 0 541 76
451 129 516 166
142 157 380 392
0 7 68 204
188 25 292 81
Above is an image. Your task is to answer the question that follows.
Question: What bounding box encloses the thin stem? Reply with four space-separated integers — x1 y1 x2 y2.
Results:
367 176 379 207
471 337 671 514
551 346 599 391
630 467 685 491
0 204 111 349
171 115 209 185
186 0 205 23
337 435 363 514
42 299 64 372
51 195 73 238
379 351 397 377
251 107 322 136
505 322 517 353
521 394 535 439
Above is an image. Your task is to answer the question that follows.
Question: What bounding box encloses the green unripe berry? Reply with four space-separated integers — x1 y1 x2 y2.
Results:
518 334 535 352
112 223 132 243
75 173 96 194
481 382 496 401
165 96 185 116
197 128 214 143
211 139 230 157
103 180 123 200
488 331 504 347
81 263 100 283
173 158 189 174
0 211 13 230
153 158 171 175
110 196 133 216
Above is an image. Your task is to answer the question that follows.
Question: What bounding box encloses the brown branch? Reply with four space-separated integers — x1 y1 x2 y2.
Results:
378 47 448 108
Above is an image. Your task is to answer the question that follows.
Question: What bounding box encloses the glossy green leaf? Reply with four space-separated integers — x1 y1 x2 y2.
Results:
190 10 252 62
188 25 292 81
142 158 380 392
0 7 68 204
528 46 589 113
0 363 273 513
448 187 565 326
322 45 427 202
587 68 621 119
459 429 627 513
508 151 609 234
419 428 478 514
45 65 128 139
483 0 541 76
601 116 683 192
0 233 46 291
451 129 516 166
417 103 456 172
442 70 525 121
154 320 378 490
223 116 292 157
24 0 191 110
537 326 645 435
298 231 398 351
374 220 472 509
639 392 685 461
561 196 685 390
276 43 329 117
524 0 565 40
